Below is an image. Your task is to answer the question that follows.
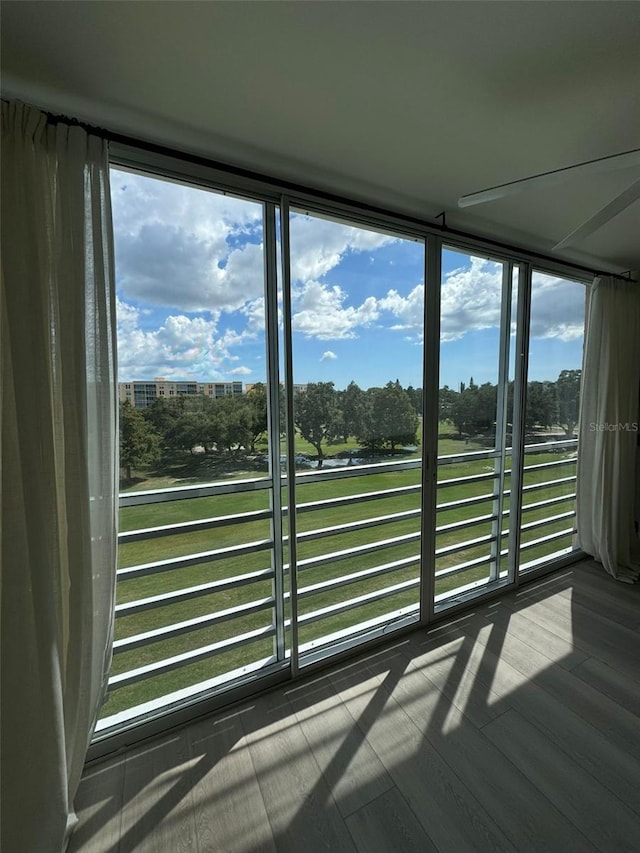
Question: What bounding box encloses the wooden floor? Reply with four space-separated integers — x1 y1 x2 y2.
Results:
69 559 640 852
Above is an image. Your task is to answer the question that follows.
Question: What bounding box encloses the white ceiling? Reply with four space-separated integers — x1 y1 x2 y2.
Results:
3 0 640 271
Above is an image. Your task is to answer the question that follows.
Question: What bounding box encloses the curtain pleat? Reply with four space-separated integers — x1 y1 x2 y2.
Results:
576 275 640 582
1 101 117 852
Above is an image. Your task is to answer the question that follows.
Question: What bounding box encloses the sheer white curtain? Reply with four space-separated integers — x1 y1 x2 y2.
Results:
1 102 118 851
576 275 640 582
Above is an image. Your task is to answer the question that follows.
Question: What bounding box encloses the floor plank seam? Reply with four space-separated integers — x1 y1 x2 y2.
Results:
507 691 640 820
238 703 285 852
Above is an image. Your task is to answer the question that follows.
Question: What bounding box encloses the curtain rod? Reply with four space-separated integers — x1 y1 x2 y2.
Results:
30 103 634 284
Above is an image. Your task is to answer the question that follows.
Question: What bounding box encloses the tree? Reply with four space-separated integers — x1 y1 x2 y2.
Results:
294 382 340 467
214 395 253 455
556 369 581 436
449 382 497 436
438 385 458 424
405 385 424 416
165 411 213 454
119 400 161 481
338 381 367 440
143 396 186 455
160 394 218 454
472 383 498 435
526 381 556 430
245 383 268 450
358 382 419 452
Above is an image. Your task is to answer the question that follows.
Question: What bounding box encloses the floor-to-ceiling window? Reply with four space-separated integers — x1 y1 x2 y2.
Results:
286 207 426 666
101 168 288 729
435 249 520 610
518 270 586 574
94 152 589 746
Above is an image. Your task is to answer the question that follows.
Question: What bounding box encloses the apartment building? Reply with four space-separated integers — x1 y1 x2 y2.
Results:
119 379 244 407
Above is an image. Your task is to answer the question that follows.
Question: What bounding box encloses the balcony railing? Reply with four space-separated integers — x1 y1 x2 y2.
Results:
97 438 578 733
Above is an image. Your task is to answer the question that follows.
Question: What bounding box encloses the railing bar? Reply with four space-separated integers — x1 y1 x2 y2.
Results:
296 532 422 571
519 546 576 572
291 484 422 515
436 514 495 535
113 597 275 653
119 509 272 543
297 555 420 599
117 445 575 508
293 458 423 484
298 577 420 626
437 492 498 512
522 458 577 474
435 533 496 558
519 511 576 533
520 493 576 513
107 625 276 689
298 604 420 656
296 509 422 543
437 449 501 465
119 477 272 506
117 538 272 580
522 475 576 494
499 511 577 540
521 438 578 452
435 554 493 579
520 527 576 550
115 568 275 617
437 470 500 488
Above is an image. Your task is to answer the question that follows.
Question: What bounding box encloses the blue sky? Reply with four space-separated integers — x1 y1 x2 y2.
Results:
111 169 586 390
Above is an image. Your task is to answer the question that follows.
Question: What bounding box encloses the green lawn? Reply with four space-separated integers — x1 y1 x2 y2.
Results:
101 434 577 719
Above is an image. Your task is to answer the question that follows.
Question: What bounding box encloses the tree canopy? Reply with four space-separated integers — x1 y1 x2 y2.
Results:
118 368 581 478
294 382 341 466
119 399 161 481
441 371 582 437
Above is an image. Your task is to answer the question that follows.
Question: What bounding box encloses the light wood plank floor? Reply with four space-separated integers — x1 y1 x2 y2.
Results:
69 559 640 852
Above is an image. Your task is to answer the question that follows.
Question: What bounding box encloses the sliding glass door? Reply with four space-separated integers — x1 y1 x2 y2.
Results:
518 270 586 574
286 206 426 665
102 168 287 730
435 248 520 610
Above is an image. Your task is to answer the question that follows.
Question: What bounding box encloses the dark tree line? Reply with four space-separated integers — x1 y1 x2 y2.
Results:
294 380 419 465
119 384 269 480
119 369 581 479
439 369 581 438
119 379 421 478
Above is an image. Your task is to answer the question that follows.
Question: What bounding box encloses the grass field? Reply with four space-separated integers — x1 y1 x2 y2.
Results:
100 431 577 720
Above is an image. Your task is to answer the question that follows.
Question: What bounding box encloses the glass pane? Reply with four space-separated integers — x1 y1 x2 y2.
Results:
436 248 514 607
519 271 586 573
101 168 283 731
288 209 425 662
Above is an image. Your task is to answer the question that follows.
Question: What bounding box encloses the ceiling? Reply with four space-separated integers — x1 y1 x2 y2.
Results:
3 0 640 271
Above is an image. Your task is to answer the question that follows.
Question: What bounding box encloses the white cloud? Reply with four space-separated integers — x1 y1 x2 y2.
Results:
292 280 379 339
376 259 584 345
239 297 267 337
111 169 264 313
117 297 237 380
321 350 338 361
229 366 252 375
114 223 264 313
438 259 585 343
379 284 424 337
529 273 585 341
439 257 503 342
111 172 584 355
289 213 396 282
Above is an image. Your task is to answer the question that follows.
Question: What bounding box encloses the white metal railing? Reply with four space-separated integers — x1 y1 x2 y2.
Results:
108 439 577 711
